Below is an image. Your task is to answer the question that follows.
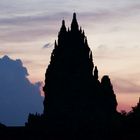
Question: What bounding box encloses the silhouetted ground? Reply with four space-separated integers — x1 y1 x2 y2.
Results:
0 125 139 140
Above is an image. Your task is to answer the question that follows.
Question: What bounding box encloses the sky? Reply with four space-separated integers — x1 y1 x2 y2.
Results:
0 0 140 125
0 55 43 126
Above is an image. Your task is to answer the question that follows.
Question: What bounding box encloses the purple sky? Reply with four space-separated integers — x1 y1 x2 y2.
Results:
0 0 140 121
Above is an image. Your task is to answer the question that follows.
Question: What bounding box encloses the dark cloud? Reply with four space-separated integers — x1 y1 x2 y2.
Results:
77 4 140 26
0 12 70 26
0 55 43 126
0 2 139 27
43 43 53 49
1 3 140 43
0 28 57 43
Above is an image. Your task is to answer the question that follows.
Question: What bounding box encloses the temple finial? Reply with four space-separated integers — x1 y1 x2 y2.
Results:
80 26 82 33
71 13 79 31
54 40 57 48
62 19 65 26
82 30 85 36
84 37 88 46
73 13 76 19
94 66 98 80
61 19 66 31
59 19 67 36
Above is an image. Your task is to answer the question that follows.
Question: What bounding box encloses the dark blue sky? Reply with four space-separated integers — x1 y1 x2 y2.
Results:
0 55 43 126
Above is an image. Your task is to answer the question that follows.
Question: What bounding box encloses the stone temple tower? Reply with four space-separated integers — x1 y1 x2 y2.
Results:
43 13 117 133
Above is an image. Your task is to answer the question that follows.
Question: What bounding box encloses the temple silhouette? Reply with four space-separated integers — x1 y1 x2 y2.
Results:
1 13 140 140
42 13 118 138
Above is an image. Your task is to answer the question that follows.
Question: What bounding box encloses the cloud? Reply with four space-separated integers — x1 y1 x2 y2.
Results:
79 3 140 21
97 44 107 49
94 44 123 60
113 78 140 94
1 1 140 43
0 55 43 126
43 43 53 49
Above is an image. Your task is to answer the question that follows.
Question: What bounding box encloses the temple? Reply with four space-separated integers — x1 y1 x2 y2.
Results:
42 13 118 135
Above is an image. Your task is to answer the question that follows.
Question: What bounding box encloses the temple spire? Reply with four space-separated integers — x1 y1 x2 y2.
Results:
54 40 57 48
85 37 88 46
94 66 98 80
71 13 79 31
59 20 66 36
62 20 65 27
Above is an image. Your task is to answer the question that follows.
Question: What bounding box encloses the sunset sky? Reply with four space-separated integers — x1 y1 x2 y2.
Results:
0 0 140 113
